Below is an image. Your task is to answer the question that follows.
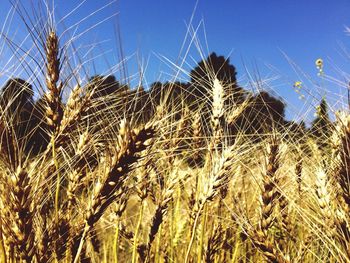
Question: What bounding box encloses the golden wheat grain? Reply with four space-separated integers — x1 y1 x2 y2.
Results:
2 165 34 262
45 31 63 131
72 119 156 262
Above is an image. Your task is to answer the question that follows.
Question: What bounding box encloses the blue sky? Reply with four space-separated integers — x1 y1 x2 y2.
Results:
1 0 350 121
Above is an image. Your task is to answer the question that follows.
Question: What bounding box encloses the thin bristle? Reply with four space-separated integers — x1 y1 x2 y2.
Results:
0 2 349 263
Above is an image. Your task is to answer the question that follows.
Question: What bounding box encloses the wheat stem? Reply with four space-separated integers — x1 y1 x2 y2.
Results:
185 202 204 263
0 220 6 263
132 201 144 263
113 219 120 263
197 204 207 263
72 225 89 263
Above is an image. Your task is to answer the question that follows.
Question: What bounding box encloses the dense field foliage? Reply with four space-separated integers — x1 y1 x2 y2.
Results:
0 3 349 263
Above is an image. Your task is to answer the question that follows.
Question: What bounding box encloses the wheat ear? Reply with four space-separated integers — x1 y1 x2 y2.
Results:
2 166 34 262
45 31 63 131
185 146 234 263
248 137 289 263
138 175 176 262
210 78 225 150
204 224 223 263
336 114 350 213
261 138 280 235
72 119 156 263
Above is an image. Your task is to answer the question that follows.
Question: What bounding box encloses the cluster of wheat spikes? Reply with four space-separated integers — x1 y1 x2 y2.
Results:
2 3 350 263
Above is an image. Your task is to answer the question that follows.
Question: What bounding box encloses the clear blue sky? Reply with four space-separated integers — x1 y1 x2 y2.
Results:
1 0 350 121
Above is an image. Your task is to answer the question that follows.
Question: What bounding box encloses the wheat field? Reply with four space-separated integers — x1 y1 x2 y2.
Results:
0 2 349 263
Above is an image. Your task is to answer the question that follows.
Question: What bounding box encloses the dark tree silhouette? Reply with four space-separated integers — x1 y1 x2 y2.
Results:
190 52 237 86
83 75 130 125
30 97 51 154
127 86 151 125
0 78 34 110
149 81 165 105
149 81 190 105
147 81 191 122
190 52 245 103
254 91 285 123
285 120 307 140
232 91 286 136
310 97 332 149
87 75 128 99
0 78 38 161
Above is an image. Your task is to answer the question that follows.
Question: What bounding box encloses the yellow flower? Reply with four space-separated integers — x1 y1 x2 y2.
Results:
315 58 323 68
293 81 302 88
316 105 320 112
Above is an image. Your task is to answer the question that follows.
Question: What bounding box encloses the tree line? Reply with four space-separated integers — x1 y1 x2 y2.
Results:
0 52 330 156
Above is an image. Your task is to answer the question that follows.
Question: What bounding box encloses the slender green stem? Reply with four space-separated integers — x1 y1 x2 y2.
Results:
52 135 60 263
185 202 204 263
231 239 240 263
50 134 60 225
155 224 162 263
103 243 108 263
197 204 207 263
132 200 144 263
0 220 7 263
113 219 120 263
73 225 89 263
